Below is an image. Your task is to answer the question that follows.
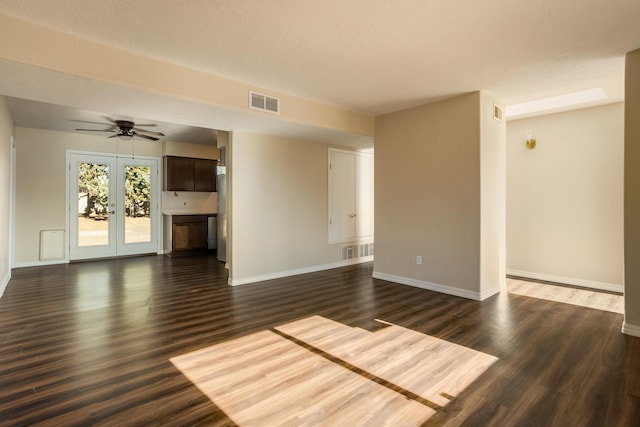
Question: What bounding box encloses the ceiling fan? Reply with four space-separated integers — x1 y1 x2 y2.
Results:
75 118 165 141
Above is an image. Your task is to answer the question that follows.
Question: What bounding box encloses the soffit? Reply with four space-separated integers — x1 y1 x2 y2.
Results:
0 0 637 117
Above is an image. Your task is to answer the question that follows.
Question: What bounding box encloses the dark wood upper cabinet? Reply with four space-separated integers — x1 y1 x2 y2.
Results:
164 156 194 191
164 156 217 192
194 159 217 192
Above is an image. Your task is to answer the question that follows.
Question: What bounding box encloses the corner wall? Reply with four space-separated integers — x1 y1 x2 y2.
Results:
624 48 640 336
0 96 14 296
507 103 624 292
229 131 371 285
480 93 507 296
373 92 504 300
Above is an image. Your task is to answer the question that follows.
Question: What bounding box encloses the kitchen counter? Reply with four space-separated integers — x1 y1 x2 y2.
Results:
162 211 216 216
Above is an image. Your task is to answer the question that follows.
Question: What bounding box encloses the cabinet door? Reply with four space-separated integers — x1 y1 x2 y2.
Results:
165 156 194 191
194 159 217 192
190 221 208 249
172 223 191 250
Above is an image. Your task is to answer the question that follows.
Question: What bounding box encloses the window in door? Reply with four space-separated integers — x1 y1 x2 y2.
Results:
76 161 111 248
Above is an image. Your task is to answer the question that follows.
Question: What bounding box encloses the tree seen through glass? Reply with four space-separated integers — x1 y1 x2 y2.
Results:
77 162 152 246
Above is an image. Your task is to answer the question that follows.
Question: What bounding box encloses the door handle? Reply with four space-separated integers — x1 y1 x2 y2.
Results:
349 213 357 218
109 210 115 214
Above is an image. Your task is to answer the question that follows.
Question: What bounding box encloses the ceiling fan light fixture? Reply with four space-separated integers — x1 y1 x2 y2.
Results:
75 118 163 141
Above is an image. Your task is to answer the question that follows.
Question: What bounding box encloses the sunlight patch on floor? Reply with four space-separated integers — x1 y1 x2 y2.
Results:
507 278 623 314
171 315 498 426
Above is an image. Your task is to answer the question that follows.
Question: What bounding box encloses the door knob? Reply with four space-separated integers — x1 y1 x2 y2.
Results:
109 210 115 214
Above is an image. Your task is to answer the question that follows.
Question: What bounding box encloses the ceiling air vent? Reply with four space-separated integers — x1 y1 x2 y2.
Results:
249 91 280 114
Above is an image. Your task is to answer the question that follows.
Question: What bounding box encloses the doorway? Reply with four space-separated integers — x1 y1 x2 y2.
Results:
68 152 160 260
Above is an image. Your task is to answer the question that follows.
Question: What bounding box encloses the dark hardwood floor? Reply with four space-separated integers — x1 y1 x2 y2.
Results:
1 255 639 426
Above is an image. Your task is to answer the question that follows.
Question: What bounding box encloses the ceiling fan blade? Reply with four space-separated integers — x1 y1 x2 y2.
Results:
133 132 160 141
107 134 119 139
133 123 158 127
75 127 118 132
133 127 165 136
71 119 113 126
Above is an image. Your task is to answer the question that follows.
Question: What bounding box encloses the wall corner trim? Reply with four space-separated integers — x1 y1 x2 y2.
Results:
479 286 501 301
372 271 495 301
622 322 640 337
0 270 10 299
14 260 69 269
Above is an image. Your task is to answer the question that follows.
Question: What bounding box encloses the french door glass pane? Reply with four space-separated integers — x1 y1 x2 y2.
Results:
124 165 151 244
77 162 110 247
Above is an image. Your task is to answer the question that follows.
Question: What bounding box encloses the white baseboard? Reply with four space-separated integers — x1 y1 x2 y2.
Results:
228 256 373 286
479 285 501 301
372 271 497 301
0 269 9 298
507 269 623 294
622 321 640 337
14 259 69 269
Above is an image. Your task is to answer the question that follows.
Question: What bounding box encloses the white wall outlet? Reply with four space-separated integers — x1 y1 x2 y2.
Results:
416 255 422 265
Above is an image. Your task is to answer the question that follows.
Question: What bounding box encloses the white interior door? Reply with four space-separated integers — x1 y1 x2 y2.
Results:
355 153 374 238
69 153 159 260
328 150 356 243
328 149 374 243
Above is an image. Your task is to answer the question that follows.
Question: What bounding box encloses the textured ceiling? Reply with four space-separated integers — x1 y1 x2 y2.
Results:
0 0 639 138
4 96 220 145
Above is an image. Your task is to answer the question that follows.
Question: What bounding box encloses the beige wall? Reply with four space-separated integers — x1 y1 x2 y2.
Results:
624 49 640 334
0 96 14 295
374 92 504 300
507 103 624 292
161 191 217 215
229 131 370 284
14 127 162 264
163 140 220 159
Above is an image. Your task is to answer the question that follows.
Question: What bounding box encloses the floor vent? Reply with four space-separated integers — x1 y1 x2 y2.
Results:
249 91 280 114
341 243 374 261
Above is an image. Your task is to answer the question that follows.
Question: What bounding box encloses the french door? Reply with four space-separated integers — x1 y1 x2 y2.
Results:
68 152 159 260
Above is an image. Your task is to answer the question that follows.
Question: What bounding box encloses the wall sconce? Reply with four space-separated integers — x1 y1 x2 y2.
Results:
526 130 536 150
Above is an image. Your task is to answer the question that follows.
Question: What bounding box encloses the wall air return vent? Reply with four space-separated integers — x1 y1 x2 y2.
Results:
40 230 65 261
249 91 280 114
493 104 504 121
341 243 374 261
